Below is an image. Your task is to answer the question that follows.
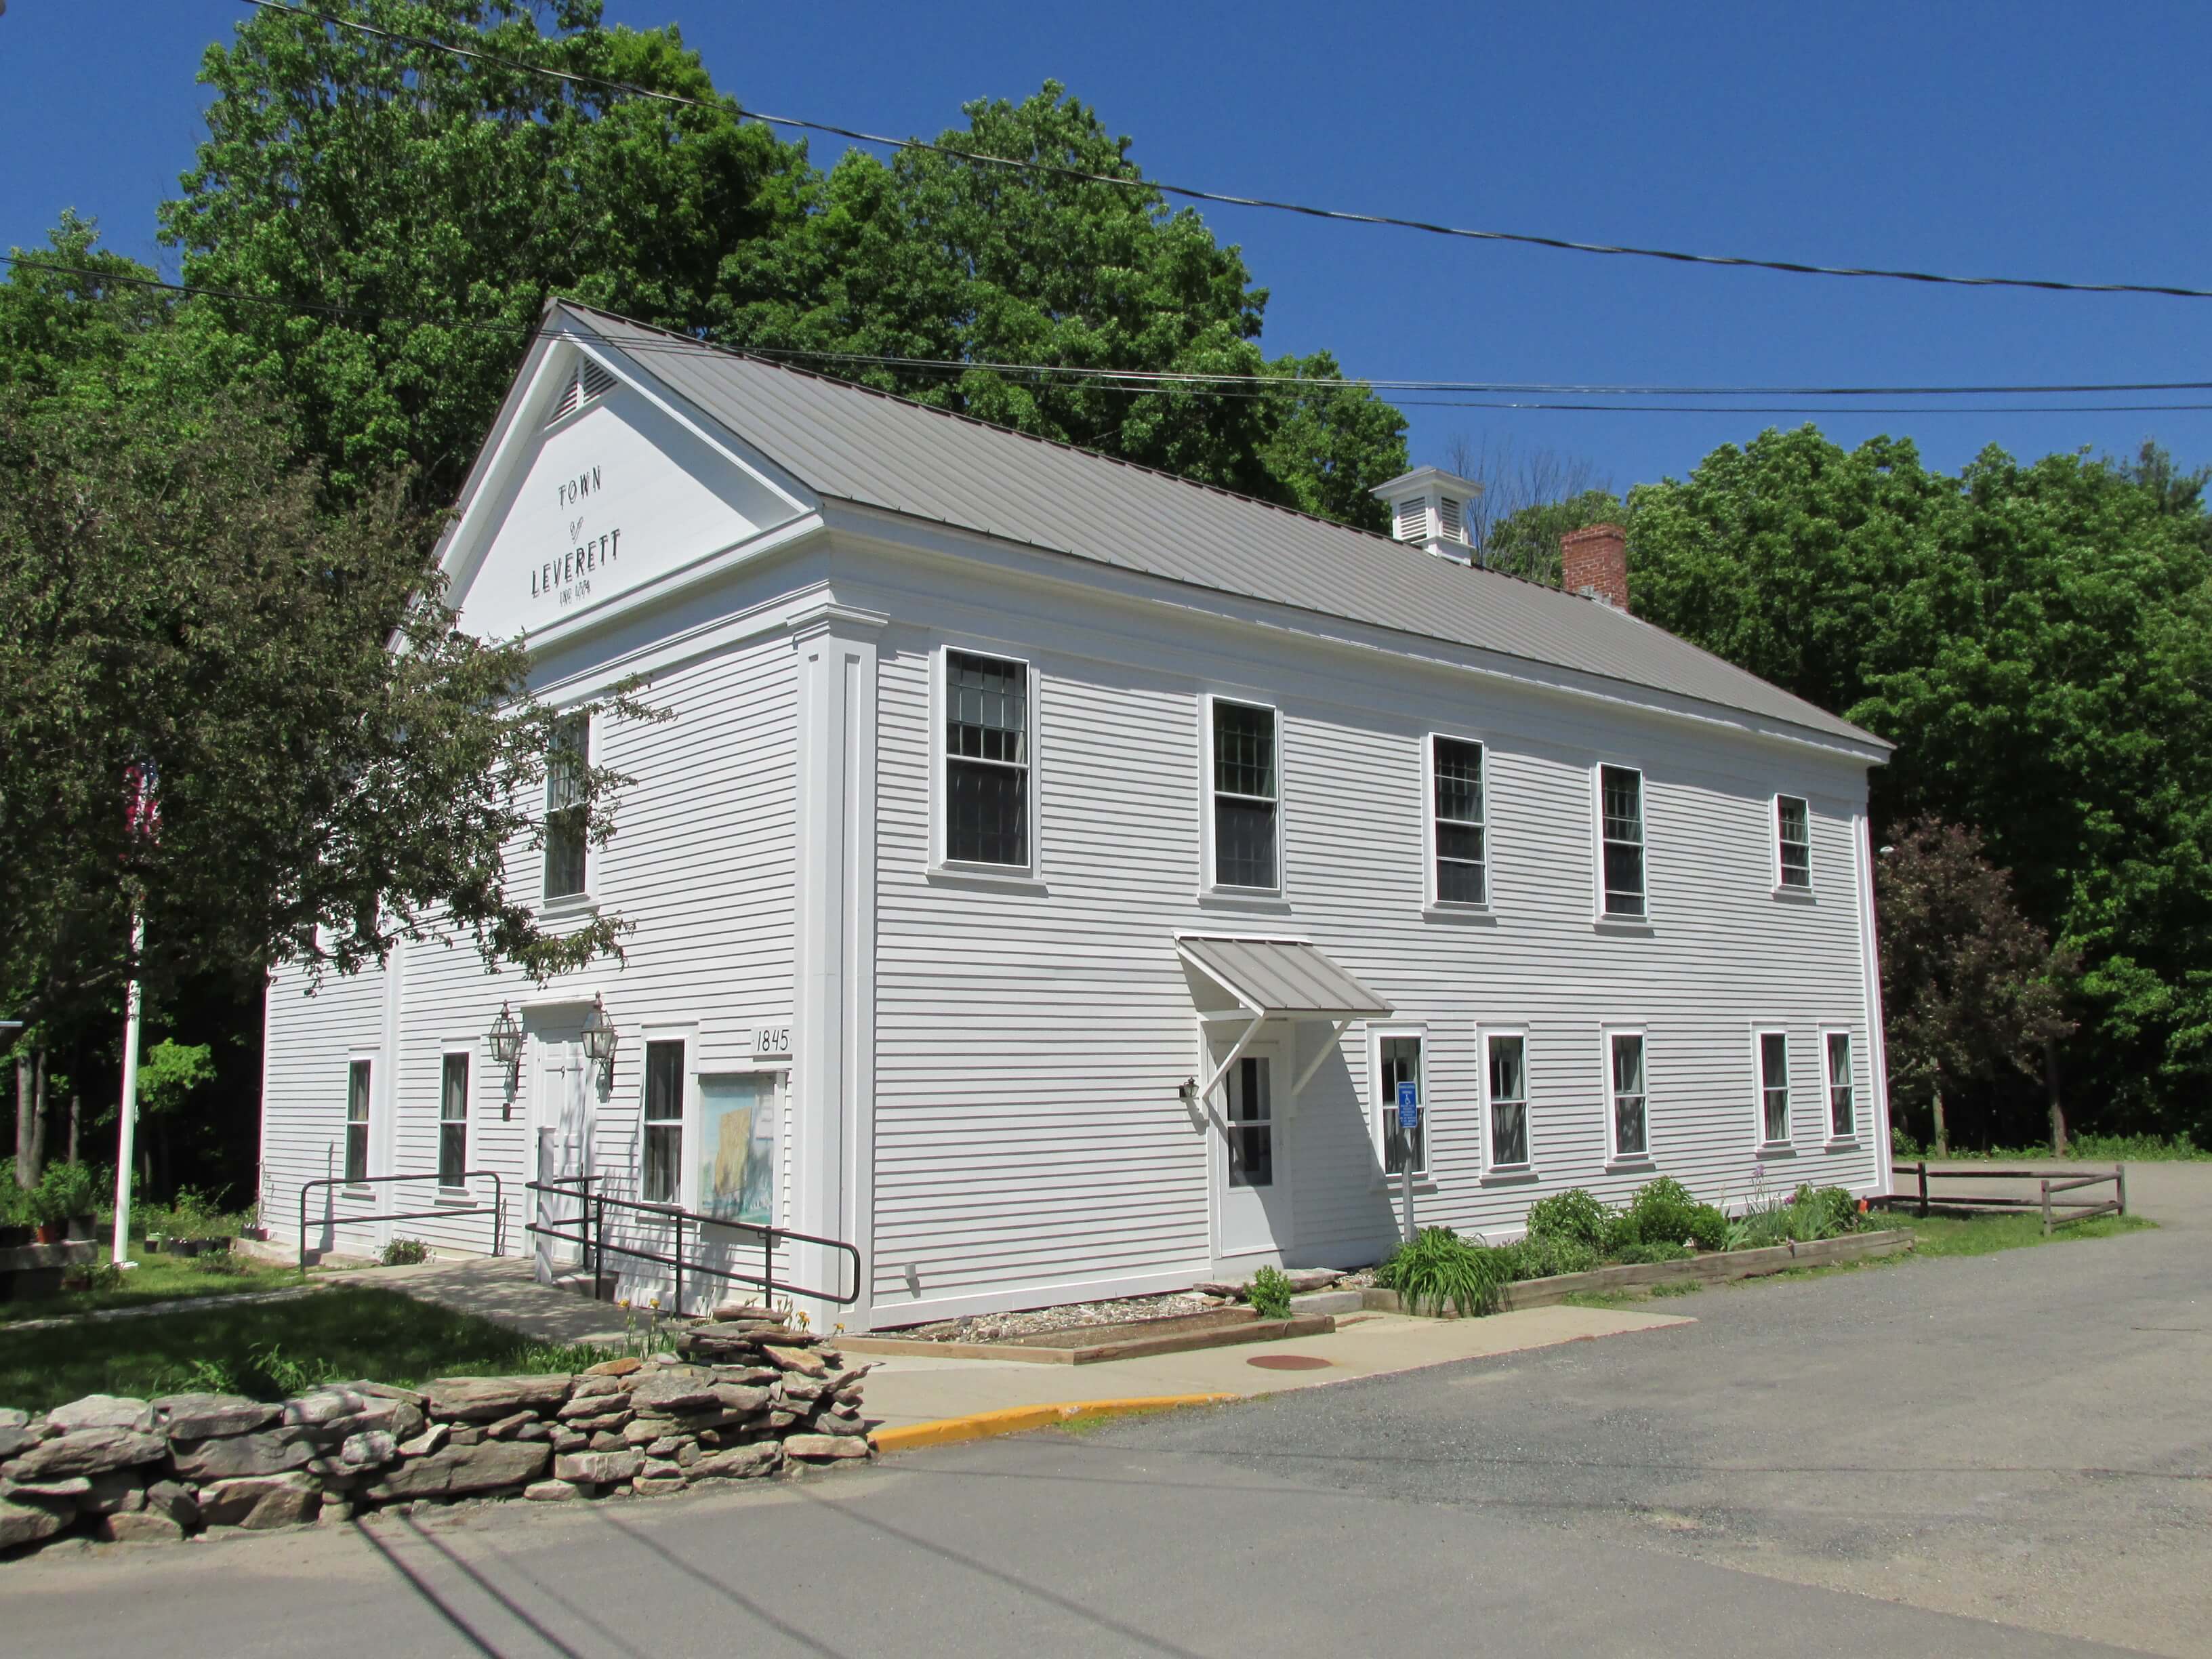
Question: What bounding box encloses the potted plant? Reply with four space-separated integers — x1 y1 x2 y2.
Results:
37 1162 101 1242
0 1183 33 1250
168 1186 236 1257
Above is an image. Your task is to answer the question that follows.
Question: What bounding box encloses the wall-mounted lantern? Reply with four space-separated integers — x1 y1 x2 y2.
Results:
488 1002 523 1103
581 994 618 1089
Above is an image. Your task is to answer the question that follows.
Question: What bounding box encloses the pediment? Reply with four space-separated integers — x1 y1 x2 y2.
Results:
442 344 812 640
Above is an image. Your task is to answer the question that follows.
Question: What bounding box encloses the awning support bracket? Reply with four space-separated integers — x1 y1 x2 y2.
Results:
1291 1019 1353 1099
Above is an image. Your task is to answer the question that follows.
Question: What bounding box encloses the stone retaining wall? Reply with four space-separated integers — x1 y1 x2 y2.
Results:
0 1308 872 1555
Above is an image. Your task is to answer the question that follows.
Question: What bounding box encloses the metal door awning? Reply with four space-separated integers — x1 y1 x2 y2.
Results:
1176 935 1391 1101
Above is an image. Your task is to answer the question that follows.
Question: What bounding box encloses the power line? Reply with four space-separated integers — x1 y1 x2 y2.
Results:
240 0 2212 302
12 255 2212 417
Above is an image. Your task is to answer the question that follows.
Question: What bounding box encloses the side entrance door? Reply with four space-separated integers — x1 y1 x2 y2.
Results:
1213 1029 1292 1261
531 1020 590 1277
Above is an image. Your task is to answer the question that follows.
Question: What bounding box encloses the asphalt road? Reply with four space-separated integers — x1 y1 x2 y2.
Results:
5 1167 2205 1658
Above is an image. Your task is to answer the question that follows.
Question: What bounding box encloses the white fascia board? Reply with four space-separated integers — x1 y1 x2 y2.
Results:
817 499 1893 769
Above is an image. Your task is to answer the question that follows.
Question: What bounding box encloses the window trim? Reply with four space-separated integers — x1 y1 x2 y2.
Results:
437 1049 472 1191
638 1031 693 1208
1602 1025 1652 1168
1821 1026 1858 1145
1593 762 1649 922
541 709 594 907
1752 1026 1793 1149
931 642 1040 880
1366 1021 1431 1185
1423 731 1490 912
1479 1023 1535 1176
1201 692 1283 897
1774 793 1814 895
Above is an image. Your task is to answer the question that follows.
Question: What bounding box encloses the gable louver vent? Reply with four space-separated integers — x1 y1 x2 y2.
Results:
1438 495 1462 541
546 359 618 427
1395 501 1429 544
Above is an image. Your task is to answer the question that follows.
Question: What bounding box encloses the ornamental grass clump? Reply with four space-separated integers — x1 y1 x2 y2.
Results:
1376 1226 1514 1317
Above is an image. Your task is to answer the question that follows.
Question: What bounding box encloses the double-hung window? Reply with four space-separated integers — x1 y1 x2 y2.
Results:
1376 1033 1424 1176
1757 1030 1791 1145
1824 1031 1856 1140
344 1059 371 1185
544 713 589 901
1211 699 1278 890
438 1054 469 1187
642 1040 685 1205
1776 795 1811 889
944 651 1030 867
1486 1031 1530 1169
1431 736 1487 905
1599 765 1645 918
1608 1031 1648 1161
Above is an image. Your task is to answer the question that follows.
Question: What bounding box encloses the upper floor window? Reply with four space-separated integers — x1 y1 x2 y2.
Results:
544 714 589 901
1431 736 1487 905
1776 795 1811 889
1599 764 1645 918
1757 1029 1791 1145
1211 699 1278 890
944 651 1030 867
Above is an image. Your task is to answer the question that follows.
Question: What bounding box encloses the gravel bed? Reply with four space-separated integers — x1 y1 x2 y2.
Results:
884 1292 1228 1345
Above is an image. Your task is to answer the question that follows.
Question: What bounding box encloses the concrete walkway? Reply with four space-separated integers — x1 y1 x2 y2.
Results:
857 1303 1694 1434
321 1254 641 1347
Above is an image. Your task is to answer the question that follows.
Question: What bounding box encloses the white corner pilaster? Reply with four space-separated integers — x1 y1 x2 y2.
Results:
788 602 886 1330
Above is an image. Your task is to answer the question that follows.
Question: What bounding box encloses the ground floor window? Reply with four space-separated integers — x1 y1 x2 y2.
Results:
642 1040 685 1204
1227 1054 1274 1188
438 1053 469 1186
1825 1031 1855 1139
1608 1031 1647 1160
345 1059 371 1184
698 1071 779 1226
1377 1035 1423 1176
1487 1032 1530 1168
1758 1030 1791 1145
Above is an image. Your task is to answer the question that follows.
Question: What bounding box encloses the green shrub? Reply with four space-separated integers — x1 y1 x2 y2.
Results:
1500 1234 1601 1280
32 1162 100 1225
1686 1204 1729 1252
1525 1188 1612 1252
1376 1226 1513 1317
380 1237 430 1267
1612 1240 1692 1265
1246 1264 1294 1319
1801 1185 1862 1237
1621 1176 1703 1251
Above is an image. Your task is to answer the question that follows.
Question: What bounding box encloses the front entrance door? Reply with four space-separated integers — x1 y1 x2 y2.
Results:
531 1023 590 1277
1214 1031 1291 1259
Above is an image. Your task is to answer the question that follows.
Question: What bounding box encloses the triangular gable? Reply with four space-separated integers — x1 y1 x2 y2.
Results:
438 313 816 642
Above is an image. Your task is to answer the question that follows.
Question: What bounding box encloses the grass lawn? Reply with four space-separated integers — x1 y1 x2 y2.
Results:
0 1252 300 1328
1904 1132 2208 1162
0 1286 587 1414
1560 1209 2153 1309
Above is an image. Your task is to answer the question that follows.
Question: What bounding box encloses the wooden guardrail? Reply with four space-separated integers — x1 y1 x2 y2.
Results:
1894 1160 2127 1233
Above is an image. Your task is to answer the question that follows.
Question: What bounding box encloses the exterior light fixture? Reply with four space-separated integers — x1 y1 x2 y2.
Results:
489 1002 523 1088
581 994 618 1088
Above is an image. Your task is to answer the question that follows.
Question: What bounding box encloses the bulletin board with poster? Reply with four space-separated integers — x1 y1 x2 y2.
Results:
696 1071 778 1228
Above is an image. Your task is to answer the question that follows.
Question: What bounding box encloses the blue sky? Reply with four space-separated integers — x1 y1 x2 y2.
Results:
5 1 2210 493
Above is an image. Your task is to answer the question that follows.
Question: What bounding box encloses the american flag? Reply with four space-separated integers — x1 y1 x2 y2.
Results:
124 760 161 847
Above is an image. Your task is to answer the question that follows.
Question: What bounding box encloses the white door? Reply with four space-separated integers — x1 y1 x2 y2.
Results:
531 1025 590 1277
1214 1032 1292 1259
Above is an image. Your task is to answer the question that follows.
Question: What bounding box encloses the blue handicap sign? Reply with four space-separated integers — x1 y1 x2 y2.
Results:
1396 1080 1419 1129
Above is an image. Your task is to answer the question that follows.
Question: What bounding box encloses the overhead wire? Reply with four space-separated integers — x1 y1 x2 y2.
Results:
238 0 2212 302
11 254 2212 417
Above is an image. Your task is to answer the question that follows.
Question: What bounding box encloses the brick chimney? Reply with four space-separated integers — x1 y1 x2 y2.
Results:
1561 523 1630 612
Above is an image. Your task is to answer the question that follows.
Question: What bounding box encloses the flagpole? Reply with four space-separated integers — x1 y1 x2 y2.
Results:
110 914 145 1269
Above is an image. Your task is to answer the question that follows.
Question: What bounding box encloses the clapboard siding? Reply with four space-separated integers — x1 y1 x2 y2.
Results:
261 959 388 1254
262 618 802 1269
865 559 1880 1321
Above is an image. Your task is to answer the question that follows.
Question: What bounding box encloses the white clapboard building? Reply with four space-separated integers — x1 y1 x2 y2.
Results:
260 300 1894 1329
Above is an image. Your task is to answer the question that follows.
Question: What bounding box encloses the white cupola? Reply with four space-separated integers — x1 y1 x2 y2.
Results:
1370 466 1482 566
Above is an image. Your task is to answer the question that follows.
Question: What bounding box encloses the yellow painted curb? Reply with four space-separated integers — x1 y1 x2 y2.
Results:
869 1394 1239 1455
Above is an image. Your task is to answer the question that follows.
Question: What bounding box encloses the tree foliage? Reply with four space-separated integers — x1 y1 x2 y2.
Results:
1628 428 2212 1135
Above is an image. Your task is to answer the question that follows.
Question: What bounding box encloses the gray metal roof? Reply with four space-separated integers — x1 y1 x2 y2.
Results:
1177 935 1394 1019
559 303 1883 750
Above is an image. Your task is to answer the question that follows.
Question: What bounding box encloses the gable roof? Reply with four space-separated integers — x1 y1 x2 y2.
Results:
548 301 1883 752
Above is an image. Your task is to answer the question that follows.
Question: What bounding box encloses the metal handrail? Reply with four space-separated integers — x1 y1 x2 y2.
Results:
297 1170 506 1276
525 1176 859 1309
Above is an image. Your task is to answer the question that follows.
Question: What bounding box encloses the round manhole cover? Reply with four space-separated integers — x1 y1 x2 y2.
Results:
1247 1353 1333 1370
